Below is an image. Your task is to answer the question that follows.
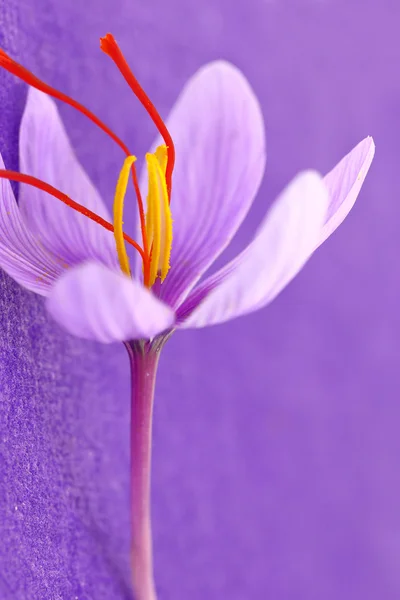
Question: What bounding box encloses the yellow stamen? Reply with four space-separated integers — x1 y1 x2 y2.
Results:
155 144 168 173
146 154 162 286
113 155 137 276
154 158 172 281
145 145 173 287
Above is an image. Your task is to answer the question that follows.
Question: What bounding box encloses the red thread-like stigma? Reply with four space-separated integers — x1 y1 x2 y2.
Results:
0 48 149 267
0 170 145 261
100 34 176 200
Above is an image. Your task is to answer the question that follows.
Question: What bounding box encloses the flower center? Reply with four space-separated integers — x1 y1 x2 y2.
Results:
112 151 172 284
0 34 175 288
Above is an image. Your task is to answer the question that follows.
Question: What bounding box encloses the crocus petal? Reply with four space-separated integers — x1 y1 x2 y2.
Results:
19 88 119 269
178 171 328 328
139 61 266 308
0 153 63 295
46 261 175 343
318 136 375 246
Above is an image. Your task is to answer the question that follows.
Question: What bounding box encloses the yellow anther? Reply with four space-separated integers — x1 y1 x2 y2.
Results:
155 144 168 173
154 158 172 281
146 154 162 286
145 145 173 287
113 155 137 276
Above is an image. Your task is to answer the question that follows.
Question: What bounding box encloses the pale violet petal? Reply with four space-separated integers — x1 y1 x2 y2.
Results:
179 171 329 328
19 87 119 269
0 153 62 295
138 61 266 308
46 261 175 343
318 136 375 246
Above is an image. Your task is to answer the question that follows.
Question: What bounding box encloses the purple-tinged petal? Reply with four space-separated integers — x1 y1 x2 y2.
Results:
46 261 175 343
318 136 375 246
19 88 119 269
0 153 63 295
178 171 328 328
139 61 266 308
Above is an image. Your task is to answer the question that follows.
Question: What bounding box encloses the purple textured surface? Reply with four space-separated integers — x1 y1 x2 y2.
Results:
0 0 398 599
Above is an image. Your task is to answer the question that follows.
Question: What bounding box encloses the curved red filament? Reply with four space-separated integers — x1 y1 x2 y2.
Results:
100 34 176 200
0 49 149 266
0 39 174 286
0 170 145 261
0 49 130 156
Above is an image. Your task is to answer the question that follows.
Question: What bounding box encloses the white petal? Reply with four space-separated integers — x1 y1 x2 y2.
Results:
137 61 266 308
19 88 119 269
0 153 62 295
47 261 175 343
318 136 375 246
180 171 329 328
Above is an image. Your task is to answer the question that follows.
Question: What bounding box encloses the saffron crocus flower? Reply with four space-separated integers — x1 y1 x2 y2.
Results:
0 34 374 600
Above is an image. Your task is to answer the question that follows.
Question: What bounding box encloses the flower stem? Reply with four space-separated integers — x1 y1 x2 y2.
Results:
125 339 164 600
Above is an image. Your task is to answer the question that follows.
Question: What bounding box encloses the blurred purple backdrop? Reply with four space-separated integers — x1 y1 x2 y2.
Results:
0 0 398 598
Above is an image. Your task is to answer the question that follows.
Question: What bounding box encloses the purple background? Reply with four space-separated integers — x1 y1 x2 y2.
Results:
0 0 398 598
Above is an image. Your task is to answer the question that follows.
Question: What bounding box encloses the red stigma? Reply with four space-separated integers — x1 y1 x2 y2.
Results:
100 33 176 200
0 170 145 261
0 39 175 288
0 49 130 156
0 48 149 268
